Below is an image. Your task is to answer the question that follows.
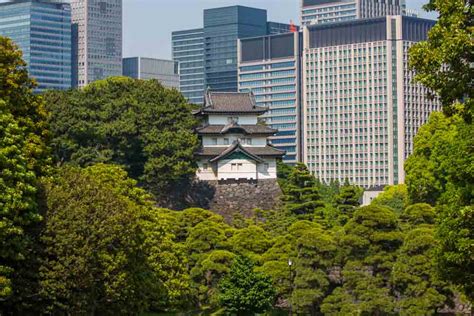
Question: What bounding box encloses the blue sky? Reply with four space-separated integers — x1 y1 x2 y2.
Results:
123 0 436 60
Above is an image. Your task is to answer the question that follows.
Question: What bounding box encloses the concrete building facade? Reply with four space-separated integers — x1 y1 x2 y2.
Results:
71 0 122 87
300 0 407 26
122 57 179 89
0 0 72 92
303 16 439 187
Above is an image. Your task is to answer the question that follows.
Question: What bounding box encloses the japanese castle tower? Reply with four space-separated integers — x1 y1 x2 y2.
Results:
195 91 285 182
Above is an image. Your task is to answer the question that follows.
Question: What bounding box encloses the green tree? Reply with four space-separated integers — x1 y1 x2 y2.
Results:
400 203 436 230
140 208 192 311
321 262 395 316
332 184 363 224
409 0 473 122
405 112 473 300
391 227 453 315
436 204 473 302
218 256 276 316
0 36 49 305
190 250 236 307
228 225 272 263
282 163 324 217
184 218 233 306
405 112 472 205
371 184 409 214
322 206 403 314
39 165 153 314
291 226 336 315
44 77 199 207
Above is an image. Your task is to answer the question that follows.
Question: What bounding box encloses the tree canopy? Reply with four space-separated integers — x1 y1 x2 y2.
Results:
409 0 473 122
0 36 49 303
44 77 199 208
218 256 276 315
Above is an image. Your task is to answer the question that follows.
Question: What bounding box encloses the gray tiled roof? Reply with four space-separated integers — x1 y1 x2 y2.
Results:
197 144 286 159
197 91 268 114
196 124 277 135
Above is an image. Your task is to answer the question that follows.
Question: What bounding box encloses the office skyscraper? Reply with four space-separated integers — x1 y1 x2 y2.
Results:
0 0 72 92
172 5 292 105
300 0 407 26
303 16 438 187
172 28 205 105
71 0 122 88
238 32 302 164
123 57 179 89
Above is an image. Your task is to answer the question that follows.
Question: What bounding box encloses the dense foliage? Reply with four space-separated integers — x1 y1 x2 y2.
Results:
405 112 473 301
218 256 276 315
0 37 49 302
1 0 473 311
409 0 473 122
43 77 199 208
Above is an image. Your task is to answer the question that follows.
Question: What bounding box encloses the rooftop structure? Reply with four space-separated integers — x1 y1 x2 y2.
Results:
300 0 408 26
123 57 179 89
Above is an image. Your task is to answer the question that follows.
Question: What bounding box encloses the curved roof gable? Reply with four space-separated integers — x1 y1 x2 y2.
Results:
195 90 268 115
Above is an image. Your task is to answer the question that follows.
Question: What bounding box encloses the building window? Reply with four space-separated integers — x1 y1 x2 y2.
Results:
227 116 239 124
231 163 242 171
224 138 230 145
264 163 269 171
211 138 218 145
240 138 252 145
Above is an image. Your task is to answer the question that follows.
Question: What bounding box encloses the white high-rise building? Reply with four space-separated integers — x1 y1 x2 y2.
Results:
303 16 439 187
71 0 122 87
300 0 407 26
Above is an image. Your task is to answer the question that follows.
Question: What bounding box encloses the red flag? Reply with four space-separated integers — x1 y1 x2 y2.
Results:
289 20 297 33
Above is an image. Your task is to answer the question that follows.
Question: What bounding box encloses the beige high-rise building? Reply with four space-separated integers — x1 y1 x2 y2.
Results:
71 0 122 87
303 16 439 187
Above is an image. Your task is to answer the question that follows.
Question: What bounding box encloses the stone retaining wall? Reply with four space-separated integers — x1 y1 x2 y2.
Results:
190 179 282 220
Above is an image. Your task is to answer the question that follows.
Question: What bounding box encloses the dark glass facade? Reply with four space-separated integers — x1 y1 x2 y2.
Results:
172 5 291 104
0 0 72 92
203 6 268 92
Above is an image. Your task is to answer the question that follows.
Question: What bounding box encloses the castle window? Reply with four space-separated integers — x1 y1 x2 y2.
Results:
227 116 239 124
224 138 230 145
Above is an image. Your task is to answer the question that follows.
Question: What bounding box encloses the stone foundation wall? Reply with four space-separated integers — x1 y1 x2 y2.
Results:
190 179 282 220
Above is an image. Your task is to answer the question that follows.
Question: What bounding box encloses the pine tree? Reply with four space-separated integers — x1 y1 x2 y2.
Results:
282 163 324 217
218 256 276 315
333 184 362 224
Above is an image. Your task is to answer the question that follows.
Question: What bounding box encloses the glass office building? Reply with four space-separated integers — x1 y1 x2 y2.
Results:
172 28 205 105
238 32 302 164
172 5 291 105
203 6 269 93
303 16 438 187
0 0 72 92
